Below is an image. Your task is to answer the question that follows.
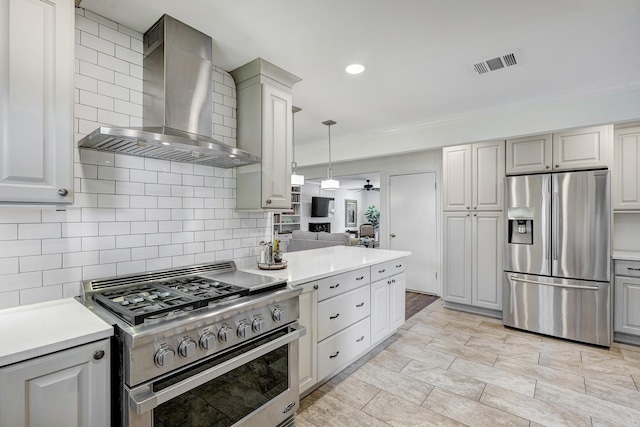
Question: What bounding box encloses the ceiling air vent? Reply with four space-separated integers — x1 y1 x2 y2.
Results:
471 49 522 75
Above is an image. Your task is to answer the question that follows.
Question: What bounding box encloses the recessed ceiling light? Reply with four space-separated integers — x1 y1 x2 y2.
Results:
161 142 170 146
345 64 365 75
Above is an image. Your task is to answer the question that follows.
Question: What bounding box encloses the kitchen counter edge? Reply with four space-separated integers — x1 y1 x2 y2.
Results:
612 251 640 262
0 298 114 367
241 246 411 286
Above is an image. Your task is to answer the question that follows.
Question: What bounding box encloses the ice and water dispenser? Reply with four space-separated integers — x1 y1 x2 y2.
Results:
507 207 534 245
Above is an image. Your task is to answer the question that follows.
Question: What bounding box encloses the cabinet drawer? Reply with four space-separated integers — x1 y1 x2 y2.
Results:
370 259 406 282
317 285 370 341
615 260 640 278
317 317 371 380
317 267 369 301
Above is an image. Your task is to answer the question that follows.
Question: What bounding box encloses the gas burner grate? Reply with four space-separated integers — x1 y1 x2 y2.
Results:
161 277 249 305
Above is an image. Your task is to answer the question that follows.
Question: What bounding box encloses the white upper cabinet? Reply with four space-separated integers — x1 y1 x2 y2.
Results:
0 0 74 204
443 140 504 211
613 126 640 210
506 125 612 175
442 145 472 210
506 134 552 174
231 58 301 210
552 125 612 171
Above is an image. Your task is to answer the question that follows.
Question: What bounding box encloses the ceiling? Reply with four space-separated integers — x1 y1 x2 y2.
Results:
79 0 640 153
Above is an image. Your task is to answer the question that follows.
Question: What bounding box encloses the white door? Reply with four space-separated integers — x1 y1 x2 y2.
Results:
389 172 439 295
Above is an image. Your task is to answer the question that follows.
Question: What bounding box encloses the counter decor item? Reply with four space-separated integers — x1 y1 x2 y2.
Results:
258 240 287 270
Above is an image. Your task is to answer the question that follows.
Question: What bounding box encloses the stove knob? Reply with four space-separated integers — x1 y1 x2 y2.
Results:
199 332 216 350
272 306 284 322
178 338 197 358
218 325 233 343
237 321 250 338
252 316 264 333
154 346 175 367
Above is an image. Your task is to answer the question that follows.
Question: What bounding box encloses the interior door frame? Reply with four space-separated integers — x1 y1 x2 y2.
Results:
386 169 441 296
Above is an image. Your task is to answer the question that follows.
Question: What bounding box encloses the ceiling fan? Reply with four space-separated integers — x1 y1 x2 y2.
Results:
350 180 380 192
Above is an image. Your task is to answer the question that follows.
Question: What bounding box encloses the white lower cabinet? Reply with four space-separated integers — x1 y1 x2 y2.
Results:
317 317 371 380
371 272 406 345
300 257 406 394
0 339 110 427
443 211 502 311
298 281 318 395
614 260 640 337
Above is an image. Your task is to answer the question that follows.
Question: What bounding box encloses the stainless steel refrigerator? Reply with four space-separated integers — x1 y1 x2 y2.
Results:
503 170 611 346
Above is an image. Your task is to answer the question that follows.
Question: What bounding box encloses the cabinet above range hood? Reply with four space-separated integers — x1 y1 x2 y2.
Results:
78 15 260 168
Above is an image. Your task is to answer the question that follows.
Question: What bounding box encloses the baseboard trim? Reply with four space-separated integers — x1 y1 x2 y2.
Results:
443 301 502 319
614 332 640 346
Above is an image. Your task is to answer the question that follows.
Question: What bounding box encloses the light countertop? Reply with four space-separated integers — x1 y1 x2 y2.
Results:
242 245 411 286
0 298 113 367
612 251 640 261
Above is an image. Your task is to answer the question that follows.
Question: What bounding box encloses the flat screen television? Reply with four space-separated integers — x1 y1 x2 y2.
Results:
311 197 335 217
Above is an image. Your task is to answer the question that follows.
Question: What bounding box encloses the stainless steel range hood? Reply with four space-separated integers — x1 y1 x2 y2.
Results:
78 15 260 168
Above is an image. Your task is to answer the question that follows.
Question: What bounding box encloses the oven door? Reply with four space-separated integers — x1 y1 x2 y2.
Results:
126 323 305 427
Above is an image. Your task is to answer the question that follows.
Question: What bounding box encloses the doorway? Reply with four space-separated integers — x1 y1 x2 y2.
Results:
389 171 439 295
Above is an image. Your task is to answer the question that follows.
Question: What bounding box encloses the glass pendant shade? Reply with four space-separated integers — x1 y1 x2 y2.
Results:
291 172 305 186
321 120 339 190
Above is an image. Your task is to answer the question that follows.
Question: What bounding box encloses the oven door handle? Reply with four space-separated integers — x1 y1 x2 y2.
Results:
128 324 307 415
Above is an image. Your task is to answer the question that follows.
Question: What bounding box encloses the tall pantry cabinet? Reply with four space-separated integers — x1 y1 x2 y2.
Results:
442 141 504 314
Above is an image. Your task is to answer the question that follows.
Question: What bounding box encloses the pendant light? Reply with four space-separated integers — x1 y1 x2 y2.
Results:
320 120 339 190
290 106 304 186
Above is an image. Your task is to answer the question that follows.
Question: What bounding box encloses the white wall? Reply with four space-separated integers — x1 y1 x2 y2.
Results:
614 213 640 252
296 87 640 167
0 8 269 309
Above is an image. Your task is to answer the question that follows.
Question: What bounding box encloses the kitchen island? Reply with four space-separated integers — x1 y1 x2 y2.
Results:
243 245 410 395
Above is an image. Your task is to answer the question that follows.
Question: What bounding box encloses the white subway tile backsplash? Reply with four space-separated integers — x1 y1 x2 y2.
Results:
130 196 158 209
20 285 63 306
43 267 83 286
171 162 194 175
80 31 115 56
193 165 215 177
0 271 43 292
183 198 204 209
0 240 41 258
83 263 116 280
0 210 41 223
0 224 17 240
98 166 130 181
116 181 145 195
115 209 145 222
159 221 182 233
214 229 233 240
146 257 172 272
224 239 241 250
205 240 224 252
75 14 99 35
171 209 195 221
130 169 158 184
131 221 158 234
63 282 83 298
97 51 129 74
20 254 62 272
172 254 195 267
116 234 146 248
99 222 131 236
204 177 224 188
0 258 18 275
82 236 116 251
117 24 143 41
172 232 194 244
64 251 99 268
98 109 130 127
158 172 182 185
80 148 115 165
194 231 215 242
115 153 144 169
194 209 215 220
74 73 98 92
145 209 171 221
115 72 142 91
114 99 142 117
81 178 116 194
80 89 114 110
42 238 82 255
98 80 129 101
81 208 116 222
115 45 143 65
84 10 118 30
129 63 143 79
146 233 171 246
100 248 130 264
78 119 102 135
183 175 204 187
184 242 205 255
75 103 98 121
130 89 143 105
42 210 83 223
18 223 61 240
97 194 130 208
75 43 98 64
171 186 194 198
157 197 182 209
215 250 233 261
131 246 158 260
130 37 143 52
145 184 171 197
116 261 147 276
0 292 20 309
99 24 131 48
159 244 183 258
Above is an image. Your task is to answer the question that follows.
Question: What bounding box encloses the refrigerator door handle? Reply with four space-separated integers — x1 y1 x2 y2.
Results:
552 190 559 262
509 276 600 291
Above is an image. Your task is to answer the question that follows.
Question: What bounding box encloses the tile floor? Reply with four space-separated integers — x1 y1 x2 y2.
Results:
297 299 640 427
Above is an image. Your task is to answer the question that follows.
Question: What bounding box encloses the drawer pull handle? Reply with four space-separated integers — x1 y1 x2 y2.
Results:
356 336 365 342
396 264 402 268
330 283 340 289
93 350 105 360
356 302 364 308
329 351 340 359
391 279 396 283
628 267 640 271
378 269 386 273
313 284 318 290
330 314 340 320
356 276 364 280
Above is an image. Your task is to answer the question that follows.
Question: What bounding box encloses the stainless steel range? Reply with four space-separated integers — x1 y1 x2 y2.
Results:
81 261 303 427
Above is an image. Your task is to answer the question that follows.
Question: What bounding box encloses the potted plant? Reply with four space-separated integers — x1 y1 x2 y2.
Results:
364 205 380 228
